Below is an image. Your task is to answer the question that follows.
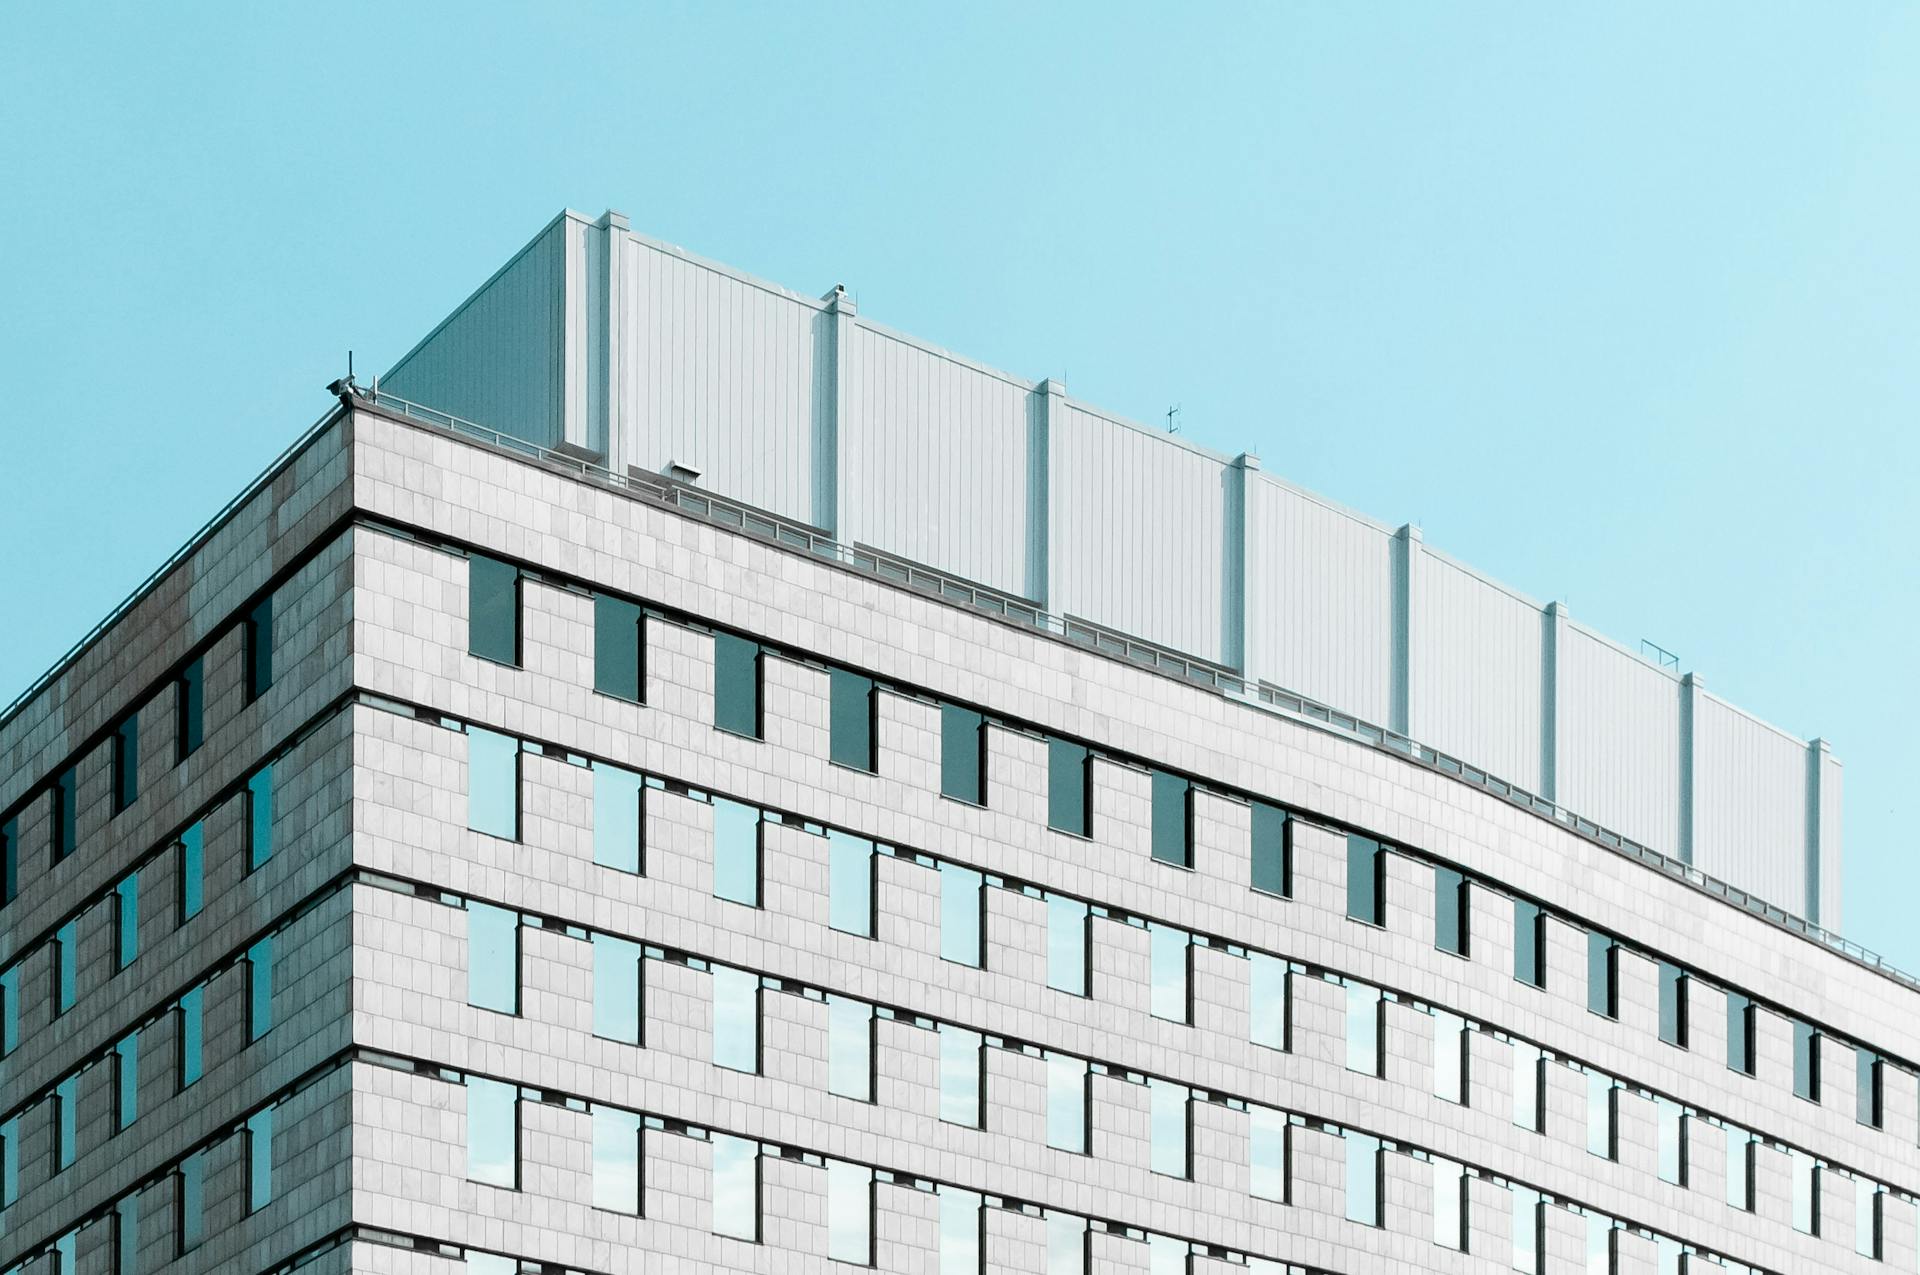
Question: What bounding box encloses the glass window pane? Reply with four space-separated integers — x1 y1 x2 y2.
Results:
114 713 140 812
1046 1054 1088 1153
1344 1132 1380 1226
1858 1183 1882 1259
830 669 877 771
1587 933 1616 1018
466 903 519 1014
939 1025 982 1127
0 965 15 1056
245 593 274 702
52 764 78 862
1149 770 1190 867
1512 1186 1541 1274
593 593 645 702
939 1188 981 1275
116 1195 140 1275
1858 1050 1882 1126
468 553 520 665
592 762 644 874
1046 739 1090 837
178 1151 206 1252
1147 1235 1186 1275
1046 1213 1088 1275
828 830 874 937
1433 1156 1464 1249
591 1107 642 1214
115 1031 139 1131
1433 1010 1465 1104
178 987 203 1087
1 816 14 905
178 822 204 923
939 862 983 967
1435 867 1468 956
712 1133 759 1241
1727 992 1754 1075
247 764 274 870
466 729 520 840
1513 1040 1541 1132
1047 895 1088 997
0 1116 16 1207
714 965 760 1073
1149 1079 1188 1178
1791 1151 1818 1234
592 933 643 1044
1587 1072 1615 1158
55 1074 77 1169
1150 924 1190 1024
1657 1098 1685 1185
1793 1020 1820 1101
827 1160 874 1265
1345 835 1382 925
1513 899 1544 987
1250 801 1290 896
712 797 761 907
116 871 140 969
247 936 274 1040
246 1105 274 1212
176 657 204 761
712 633 762 738
1586 1215 1612 1275
1725 1124 1753 1210
1658 962 1688 1047
55 918 78 1014
466 1077 518 1188
1250 1105 1287 1201
828 995 873 1102
1345 982 1380 1076
1250 952 1288 1050
940 705 985 805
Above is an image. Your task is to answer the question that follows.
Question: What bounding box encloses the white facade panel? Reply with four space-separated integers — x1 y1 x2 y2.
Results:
1693 693 1809 917
840 323 1037 597
1244 474 1395 724
1050 402 1228 663
1558 626 1682 859
1412 551 1546 793
1818 751 1843 932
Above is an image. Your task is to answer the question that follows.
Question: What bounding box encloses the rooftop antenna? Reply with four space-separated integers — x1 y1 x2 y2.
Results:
1166 404 1181 435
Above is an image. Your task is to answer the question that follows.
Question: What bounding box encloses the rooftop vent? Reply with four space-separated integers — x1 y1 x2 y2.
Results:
665 461 702 484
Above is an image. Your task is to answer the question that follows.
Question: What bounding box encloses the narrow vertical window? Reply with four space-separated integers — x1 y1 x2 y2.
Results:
1793 1019 1821 1102
593 593 646 702
1249 1105 1287 1201
465 1076 519 1188
466 729 520 841
177 987 204 1088
829 669 877 772
1658 962 1688 1048
1345 834 1384 926
54 917 78 1015
1046 1054 1089 1153
0 814 15 904
0 1116 16 1207
1149 770 1191 868
592 762 645 874
1586 1071 1616 1159
713 965 760 1073
246 764 274 871
1046 739 1091 837
939 1025 983 1128
467 902 520 1015
54 1230 76 1275
939 1188 982 1275
1656 1097 1686 1185
467 553 521 666
1433 1010 1466 1104
1858 1182 1884 1260
592 933 644 1045
113 712 140 813
177 822 204 924
1790 1151 1819 1235
1149 923 1191 1024
1512 1040 1543 1132
712 632 762 738
1726 991 1755 1075
591 1107 642 1214
246 1105 274 1212
244 593 274 703
54 1073 78 1170
1149 1079 1190 1178
828 830 874 937
175 657 205 762
712 797 761 907
1147 1235 1186 1275
1344 1132 1381 1227
828 995 874 1102
114 1030 140 1132
1434 866 1468 956
1047 1213 1088 1275
115 1195 140 1275
115 871 140 969
1586 932 1617 1019
1512 1185 1542 1275
939 861 983 968
711 1134 760 1241
1249 800 1290 896
1345 982 1382 1077
176 1151 206 1254
246 936 274 1041
1512 898 1545 988
939 705 986 805
1432 1156 1466 1249
0 965 15 1056
827 1160 875 1266
52 765 78 863
1857 1049 1883 1128
1724 1124 1754 1211
1249 952 1289 1051
1046 895 1088 996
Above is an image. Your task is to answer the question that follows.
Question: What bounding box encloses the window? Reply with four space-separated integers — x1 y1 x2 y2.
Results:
1149 770 1191 868
176 657 205 762
54 1073 78 1170
1046 739 1091 837
828 830 874 937
828 995 874 1101
467 553 521 665
116 1195 140 1275
466 729 520 840
940 705 986 805
1434 867 1469 956
466 1076 519 1188
0 1116 16 1207
1724 1124 1754 1210
1512 1041 1543 1132
54 1229 76 1275
246 1105 274 1212
1345 834 1384 926
52 764 78 863
1250 1105 1287 1201
712 632 762 738
245 593 275 702
1344 1132 1381 1227
1512 1185 1542 1274
176 1150 206 1254
467 902 520 1015
54 917 78 1015
1586 932 1616 1019
1047 1213 1088 1275
177 822 204 924
1790 1150 1819 1235
711 1134 759 1241
1658 962 1688 1048
593 593 646 702
939 1188 982 1275
592 933 644 1044
1433 1010 1466 1104
827 1160 874 1265
1 815 15 904
1857 1049 1883 1127
1149 1079 1189 1178
115 1031 140 1132
115 871 140 969
1586 1072 1615 1159
1512 898 1545 988
0 964 15 1055
113 711 140 813
1250 800 1290 896
1858 1182 1884 1260
1726 991 1755 1075
1345 982 1382 1077
246 764 275 870
1149 923 1190 1024
1793 1019 1821 1102
591 1107 642 1214
1147 1236 1186 1275
592 762 645 874
1250 952 1288 1051
713 965 760 1073
1433 1157 1465 1250
1046 1054 1089 1153
1656 1097 1686 1185
829 669 877 771
712 797 761 907
246 936 274 1040
1044 895 1088 996
939 861 983 967
177 987 204 1088
939 1025 983 1127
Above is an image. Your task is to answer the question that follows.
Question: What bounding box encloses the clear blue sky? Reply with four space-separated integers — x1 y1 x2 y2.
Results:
3 5 1914 964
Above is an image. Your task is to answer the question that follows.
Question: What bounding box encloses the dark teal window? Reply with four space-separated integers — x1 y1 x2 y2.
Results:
245 593 274 703
1587 932 1617 1019
177 987 204 1087
1727 992 1755 1075
115 872 140 969
1858 1049 1883 1127
1149 771 1191 868
468 554 521 666
1435 867 1468 956
593 593 645 702
247 764 275 871
0 1116 15 1206
115 1197 139 1274
940 706 986 805
712 633 762 738
1345 835 1384 926
54 1074 77 1170
54 918 78 1014
1250 801 1290 897
52 765 78 863
176 656 204 762
113 712 140 813
0 966 15 1055
114 1031 139 1131
247 1105 275 1212
1793 1019 1821 1102
178 821 204 923
176 1150 206 1253
1046 739 1091 837
1658 962 1688 1048
247 937 274 1041
829 669 877 771
1513 899 1545 988
1 814 16 904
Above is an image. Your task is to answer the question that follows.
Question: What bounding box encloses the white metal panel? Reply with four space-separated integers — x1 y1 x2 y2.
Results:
1050 403 1228 662
1412 551 1546 793
1557 627 1681 859
1818 751 1843 931
382 215 566 446
617 233 823 525
1693 693 1809 917
839 322 1036 596
1244 475 1395 723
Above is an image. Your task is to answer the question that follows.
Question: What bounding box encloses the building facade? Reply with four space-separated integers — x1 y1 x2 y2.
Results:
0 220 1910 1275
